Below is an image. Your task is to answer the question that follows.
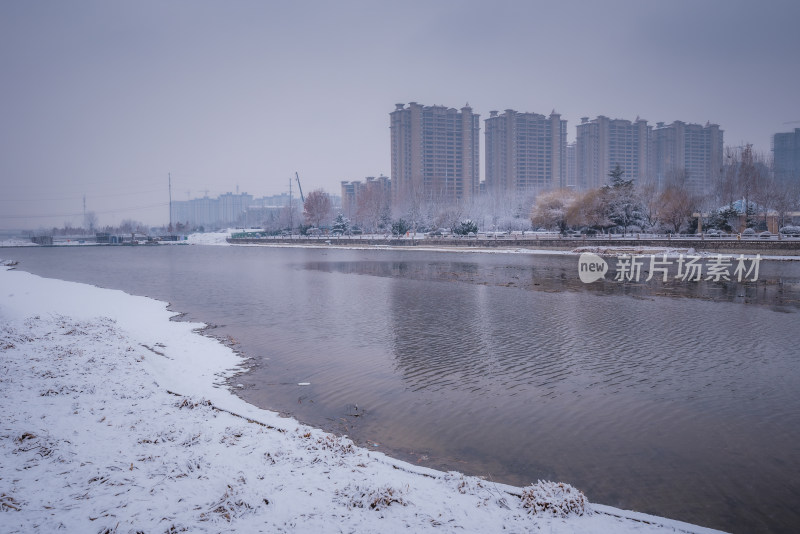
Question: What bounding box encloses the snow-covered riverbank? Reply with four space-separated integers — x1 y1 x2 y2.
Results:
0 264 724 533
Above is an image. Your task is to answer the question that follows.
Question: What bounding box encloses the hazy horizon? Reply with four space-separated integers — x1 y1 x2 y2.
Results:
2 0 799 230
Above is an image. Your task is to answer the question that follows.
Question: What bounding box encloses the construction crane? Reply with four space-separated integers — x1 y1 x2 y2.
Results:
295 172 305 203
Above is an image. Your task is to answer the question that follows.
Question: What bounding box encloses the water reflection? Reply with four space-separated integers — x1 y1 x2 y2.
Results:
302 255 800 310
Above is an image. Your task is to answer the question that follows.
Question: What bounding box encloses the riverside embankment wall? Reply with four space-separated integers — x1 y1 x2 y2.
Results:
227 236 800 256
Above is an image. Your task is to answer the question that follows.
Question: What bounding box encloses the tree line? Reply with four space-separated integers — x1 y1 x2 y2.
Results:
532 145 800 235
253 144 800 237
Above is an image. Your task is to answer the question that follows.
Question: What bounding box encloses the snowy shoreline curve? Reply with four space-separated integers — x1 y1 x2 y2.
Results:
0 265 724 533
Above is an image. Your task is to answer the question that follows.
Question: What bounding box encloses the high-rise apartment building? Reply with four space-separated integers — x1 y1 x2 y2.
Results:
651 121 723 194
390 102 480 208
575 116 651 190
484 109 567 194
773 128 800 184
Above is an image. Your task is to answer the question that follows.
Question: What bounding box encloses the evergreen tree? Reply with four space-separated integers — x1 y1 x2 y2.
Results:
453 219 478 235
331 213 350 235
391 218 410 236
603 165 644 234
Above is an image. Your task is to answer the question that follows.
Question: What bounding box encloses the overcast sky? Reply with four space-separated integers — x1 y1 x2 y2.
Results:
2 0 798 230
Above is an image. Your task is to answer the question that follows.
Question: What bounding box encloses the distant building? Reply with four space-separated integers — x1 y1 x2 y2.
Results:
575 115 723 194
171 192 254 229
651 121 723 194
251 193 291 209
341 181 362 219
341 175 391 226
773 128 800 185
219 192 254 226
390 102 480 208
575 115 651 190
484 109 567 194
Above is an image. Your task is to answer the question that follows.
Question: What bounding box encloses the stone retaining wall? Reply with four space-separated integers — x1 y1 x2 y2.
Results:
227 237 800 255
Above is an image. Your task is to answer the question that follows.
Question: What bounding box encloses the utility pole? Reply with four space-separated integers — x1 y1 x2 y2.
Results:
168 173 173 234
83 195 86 229
289 177 293 232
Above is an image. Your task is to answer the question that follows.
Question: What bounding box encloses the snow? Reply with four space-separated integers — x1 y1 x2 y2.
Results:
185 230 234 246
0 238 37 247
0 263 725 533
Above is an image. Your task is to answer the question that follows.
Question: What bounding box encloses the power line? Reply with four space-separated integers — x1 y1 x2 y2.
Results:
4 178 166 190
0 187 167 202
0 202 170 220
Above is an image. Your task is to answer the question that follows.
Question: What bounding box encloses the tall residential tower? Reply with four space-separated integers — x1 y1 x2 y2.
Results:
651 121 723 194
575 116 651 190
484 109 567 194
390 102 480 209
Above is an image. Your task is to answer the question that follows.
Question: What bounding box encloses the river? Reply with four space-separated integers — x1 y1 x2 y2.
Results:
4 244 800 533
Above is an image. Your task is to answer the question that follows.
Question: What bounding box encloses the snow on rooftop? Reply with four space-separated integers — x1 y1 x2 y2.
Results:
0 264 724 533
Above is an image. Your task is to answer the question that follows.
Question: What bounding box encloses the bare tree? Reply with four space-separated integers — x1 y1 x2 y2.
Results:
303 189 333 228
754 174 781 231
638 181 661 230
566 188 611 232
432 203 464 233
658 186 694 234
738 145 758 227
530 189 576 232
716 146 740 206
354 185 389 233
720 144 772 229
279 204 299 231
84 211 98 232
774 182 800 229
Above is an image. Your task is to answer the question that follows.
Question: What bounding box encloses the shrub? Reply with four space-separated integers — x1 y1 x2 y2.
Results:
779 225 800 236
520 480 590 517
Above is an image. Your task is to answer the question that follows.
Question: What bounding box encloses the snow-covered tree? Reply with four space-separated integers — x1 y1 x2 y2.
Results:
603 165 644 234
331 212 350 234
453 219 478 235
391 218 410 236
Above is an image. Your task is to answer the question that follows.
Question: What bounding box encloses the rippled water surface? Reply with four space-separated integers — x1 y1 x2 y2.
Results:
6 245 800 533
